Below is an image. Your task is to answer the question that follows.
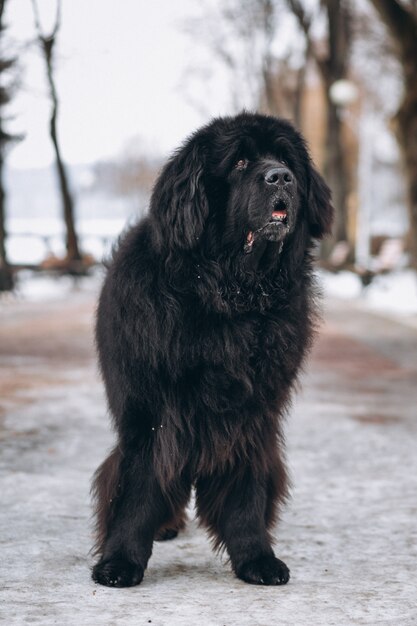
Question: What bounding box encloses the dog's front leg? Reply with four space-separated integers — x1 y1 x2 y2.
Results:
196 467 290 585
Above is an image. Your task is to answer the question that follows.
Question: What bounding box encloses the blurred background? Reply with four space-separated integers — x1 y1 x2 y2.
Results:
0 0 417 313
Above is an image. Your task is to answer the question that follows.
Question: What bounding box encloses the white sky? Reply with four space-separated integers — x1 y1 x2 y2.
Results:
4 0 232 169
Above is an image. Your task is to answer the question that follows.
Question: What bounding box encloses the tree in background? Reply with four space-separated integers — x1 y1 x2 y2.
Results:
368 0 417 268
183 0 307 121
0 0 21 291
94 157 160 200
31 0 82 265
287 0 353 255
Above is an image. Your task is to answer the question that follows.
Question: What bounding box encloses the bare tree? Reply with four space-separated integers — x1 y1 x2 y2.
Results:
183 0 305 119
287 0 353 253
0 0 20 291
368 0 417 267
31 0 82 264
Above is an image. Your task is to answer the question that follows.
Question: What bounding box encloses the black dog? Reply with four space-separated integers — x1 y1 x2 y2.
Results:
91 112 333 587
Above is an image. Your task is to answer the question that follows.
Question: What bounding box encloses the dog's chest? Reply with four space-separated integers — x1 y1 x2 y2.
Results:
184 312 302 430
192 309 304 394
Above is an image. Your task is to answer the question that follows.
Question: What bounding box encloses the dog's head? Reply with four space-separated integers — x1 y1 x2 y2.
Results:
150 112 334 256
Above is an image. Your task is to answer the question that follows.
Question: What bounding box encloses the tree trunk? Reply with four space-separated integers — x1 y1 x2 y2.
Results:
49 100 81 261
395 84 417 267
324 91 349 243
321 0 351 257
34 1 82 263
262 63 280 116
368 0 417 268
0 152 14 291
0 0 14 291
293 45 310 130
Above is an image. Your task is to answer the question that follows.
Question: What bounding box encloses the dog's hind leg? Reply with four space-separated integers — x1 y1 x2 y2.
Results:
154 508 187 541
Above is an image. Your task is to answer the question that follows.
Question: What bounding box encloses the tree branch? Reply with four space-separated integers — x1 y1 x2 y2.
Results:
286 0 330 80
31 0 61 40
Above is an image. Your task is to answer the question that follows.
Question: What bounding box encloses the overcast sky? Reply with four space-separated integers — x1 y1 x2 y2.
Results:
4 0 233 169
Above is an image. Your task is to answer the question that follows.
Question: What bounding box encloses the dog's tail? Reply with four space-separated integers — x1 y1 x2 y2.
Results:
90 445 123 556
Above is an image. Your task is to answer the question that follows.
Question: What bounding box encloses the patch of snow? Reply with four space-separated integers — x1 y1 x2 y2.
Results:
8 270 103 303
6 218 129 264
320 270 363 300
362 270 417 316
320 268 417 327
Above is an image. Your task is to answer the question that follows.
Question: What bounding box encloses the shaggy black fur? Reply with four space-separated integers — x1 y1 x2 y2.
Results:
91 112 334 587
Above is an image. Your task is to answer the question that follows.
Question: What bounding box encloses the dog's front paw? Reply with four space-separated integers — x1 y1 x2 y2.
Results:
92 556 144 587
236 554 290 586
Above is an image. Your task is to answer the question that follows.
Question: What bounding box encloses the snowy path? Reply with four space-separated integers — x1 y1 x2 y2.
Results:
1 288 416 625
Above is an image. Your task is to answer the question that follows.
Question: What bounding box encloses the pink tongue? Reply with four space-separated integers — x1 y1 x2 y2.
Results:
272 210 286 218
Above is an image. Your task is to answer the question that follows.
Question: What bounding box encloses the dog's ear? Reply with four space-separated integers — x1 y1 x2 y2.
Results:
151 143 209 250
307 165 334 239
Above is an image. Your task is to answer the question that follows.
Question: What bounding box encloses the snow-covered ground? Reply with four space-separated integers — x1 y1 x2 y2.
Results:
321 269 417 327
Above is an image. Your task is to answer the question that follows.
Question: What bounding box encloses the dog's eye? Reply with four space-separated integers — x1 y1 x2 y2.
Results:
235 159 249 171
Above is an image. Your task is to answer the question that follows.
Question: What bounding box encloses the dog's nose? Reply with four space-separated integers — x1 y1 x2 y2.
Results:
265 167 293 186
